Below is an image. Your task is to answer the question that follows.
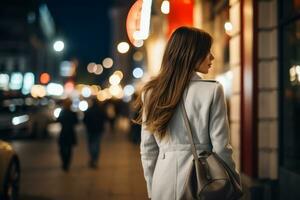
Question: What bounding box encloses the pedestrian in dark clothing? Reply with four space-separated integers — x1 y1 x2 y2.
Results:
105 99 116 134
57 98 78 172
83 98 107 168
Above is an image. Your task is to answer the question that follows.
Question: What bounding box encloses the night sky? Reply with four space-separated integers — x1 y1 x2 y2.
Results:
46 0 112 84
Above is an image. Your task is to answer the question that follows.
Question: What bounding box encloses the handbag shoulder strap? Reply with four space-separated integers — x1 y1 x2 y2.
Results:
180 101 198 160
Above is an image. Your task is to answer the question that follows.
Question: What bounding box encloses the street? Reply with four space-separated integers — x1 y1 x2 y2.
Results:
11 123 148 200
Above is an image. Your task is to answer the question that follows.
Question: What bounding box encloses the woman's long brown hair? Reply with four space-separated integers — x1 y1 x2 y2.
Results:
134 26 213 138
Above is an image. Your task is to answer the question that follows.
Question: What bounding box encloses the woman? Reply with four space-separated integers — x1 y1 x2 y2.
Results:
134 27 240 199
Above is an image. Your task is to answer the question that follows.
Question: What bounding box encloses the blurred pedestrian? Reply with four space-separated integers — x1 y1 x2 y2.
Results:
83 98 107 168
134 27 241 199
105 99 116 134
57 98 78 172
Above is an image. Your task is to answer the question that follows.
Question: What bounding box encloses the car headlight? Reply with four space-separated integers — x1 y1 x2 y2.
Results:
12 115 29 125
53 108 62 119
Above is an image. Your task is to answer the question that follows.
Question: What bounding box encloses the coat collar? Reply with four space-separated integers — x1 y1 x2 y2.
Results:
190 72 203 81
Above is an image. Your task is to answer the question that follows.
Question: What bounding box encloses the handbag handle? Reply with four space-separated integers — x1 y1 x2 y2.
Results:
180 100 199 161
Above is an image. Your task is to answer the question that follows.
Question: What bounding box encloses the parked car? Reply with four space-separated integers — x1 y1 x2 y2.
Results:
0 140 20 200
0 97 55 139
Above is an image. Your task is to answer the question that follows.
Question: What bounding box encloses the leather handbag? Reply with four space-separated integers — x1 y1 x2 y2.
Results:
179 101 243 200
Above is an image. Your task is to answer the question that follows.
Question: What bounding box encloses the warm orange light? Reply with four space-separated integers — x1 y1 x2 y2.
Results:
64 81 74 94
40 73 50 84
126 0 143 46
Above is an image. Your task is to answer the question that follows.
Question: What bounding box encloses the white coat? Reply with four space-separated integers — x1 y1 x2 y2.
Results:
140 73 240 200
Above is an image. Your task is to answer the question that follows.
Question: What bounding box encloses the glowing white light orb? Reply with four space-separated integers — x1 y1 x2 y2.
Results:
81 86 92 98
124 85 135 96
117 42 130 54
133 67 144 78
161 0 170 14
46 83 64 96
79 100 88 111
109 85 123 98
53 40 64 52
54 108 62 118
224 22 233 32
134 40 144 48
109 74 121 85
12 115 29 125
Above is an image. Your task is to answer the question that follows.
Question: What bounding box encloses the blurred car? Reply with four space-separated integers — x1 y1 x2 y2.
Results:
0 97 56 139
0 99 33 139
0 140 20 200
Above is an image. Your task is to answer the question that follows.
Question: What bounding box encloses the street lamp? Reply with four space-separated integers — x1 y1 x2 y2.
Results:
53 40 64 52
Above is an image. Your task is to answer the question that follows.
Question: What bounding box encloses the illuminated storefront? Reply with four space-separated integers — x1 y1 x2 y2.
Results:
279 0 300 198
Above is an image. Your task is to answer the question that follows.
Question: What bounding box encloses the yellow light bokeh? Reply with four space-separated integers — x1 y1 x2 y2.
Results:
31 84 46 98
114 70 124 79
109 74 121 85
109 85 123 98
91 85 100 95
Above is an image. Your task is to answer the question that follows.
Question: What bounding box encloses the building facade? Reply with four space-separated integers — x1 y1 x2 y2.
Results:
141 0 300 199
0 0 59 96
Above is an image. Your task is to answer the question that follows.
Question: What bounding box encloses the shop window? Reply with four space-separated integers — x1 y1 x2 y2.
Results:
282 0 300 20
282 17 300 173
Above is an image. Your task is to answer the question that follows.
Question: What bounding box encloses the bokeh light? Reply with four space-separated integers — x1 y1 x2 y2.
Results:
134 40 144 48
109 85 123 98
114 70 124 79
102 57 113 68
31 84 46 98
79 100 88 111
53 40 64 52
87 63 97 73
109 74 121 85
161 0 170 14
124 84 135 96
22 72 35 95
46 83 64 96
40 73 50 84
224 22 233 34
117 42 130 54
94 64 103 75
82 86 92 98
53 108 62 118
133 67 144 78
9 72 23 90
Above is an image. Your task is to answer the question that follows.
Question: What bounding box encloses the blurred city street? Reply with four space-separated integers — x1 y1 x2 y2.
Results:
11 123 147 200
1 0 299 199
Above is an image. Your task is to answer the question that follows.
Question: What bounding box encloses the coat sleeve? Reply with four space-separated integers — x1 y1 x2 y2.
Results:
209 83 241 182
140 94 159 199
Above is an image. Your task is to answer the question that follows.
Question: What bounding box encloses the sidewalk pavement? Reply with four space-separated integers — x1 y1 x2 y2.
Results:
12 123 148 200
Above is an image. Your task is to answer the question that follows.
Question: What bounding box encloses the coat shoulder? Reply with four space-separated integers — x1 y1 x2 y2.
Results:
190 79 220 89
192 79 218 83
186 79 220 99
